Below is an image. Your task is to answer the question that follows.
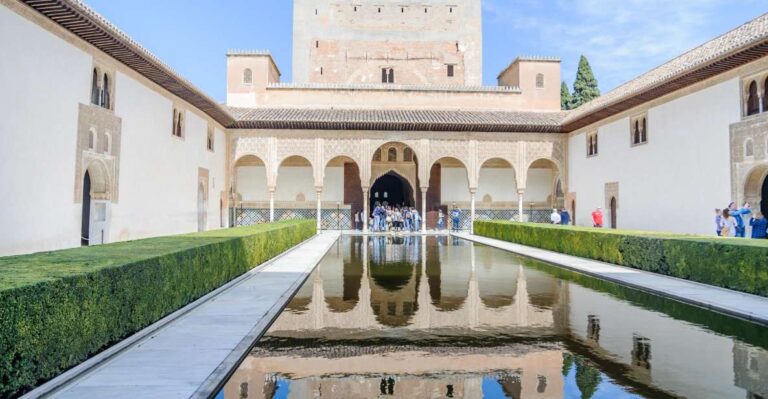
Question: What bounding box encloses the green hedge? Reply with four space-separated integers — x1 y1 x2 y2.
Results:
0 220 315 397
474 220 768 296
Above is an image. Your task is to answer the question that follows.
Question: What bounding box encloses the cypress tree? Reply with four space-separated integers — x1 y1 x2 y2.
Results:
570 55 600 109
560 81 572 110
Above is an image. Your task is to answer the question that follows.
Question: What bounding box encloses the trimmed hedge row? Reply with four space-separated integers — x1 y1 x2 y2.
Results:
474 220 768 297
0 220 315 397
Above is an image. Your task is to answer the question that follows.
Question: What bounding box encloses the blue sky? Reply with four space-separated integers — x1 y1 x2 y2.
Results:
86 0 767 103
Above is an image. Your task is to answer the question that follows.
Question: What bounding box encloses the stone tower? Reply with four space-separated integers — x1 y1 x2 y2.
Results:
292 0 483 86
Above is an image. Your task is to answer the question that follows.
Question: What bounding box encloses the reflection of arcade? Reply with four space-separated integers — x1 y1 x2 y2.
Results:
223 237 768 399
277 236 566 332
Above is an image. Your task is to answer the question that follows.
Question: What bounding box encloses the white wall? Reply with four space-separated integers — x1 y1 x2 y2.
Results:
0 6 90 255
444 167 553 203
0 5 227 255
568 79 741 234
112 76 227 241
237 166 344 203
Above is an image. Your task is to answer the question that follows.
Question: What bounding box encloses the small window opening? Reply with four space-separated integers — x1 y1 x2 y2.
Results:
447 64 454 77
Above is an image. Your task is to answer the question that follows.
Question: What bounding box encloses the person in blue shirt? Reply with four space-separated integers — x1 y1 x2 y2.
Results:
749 212 767 239
451 206 462 232
560 208 571 225
728 202 752 238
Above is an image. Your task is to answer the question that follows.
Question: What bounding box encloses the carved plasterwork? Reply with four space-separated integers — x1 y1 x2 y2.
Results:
604 182 619 209
74 103 121 203
730 112 768 207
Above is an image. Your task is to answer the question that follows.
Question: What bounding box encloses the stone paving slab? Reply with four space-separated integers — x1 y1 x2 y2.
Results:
455 232 768 326
29 232 340 399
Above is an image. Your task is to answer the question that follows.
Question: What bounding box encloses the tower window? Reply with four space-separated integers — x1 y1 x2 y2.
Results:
91 68 100 105
243 68 252 84
382 68 394 83
387 147 397 162
207 126 214 151
315 40 319 48
535 73 544 88
447 64 454 77
354 6 357 12
401 7 404 12
449 7 453 13
378 7 381 13
320 67 323 75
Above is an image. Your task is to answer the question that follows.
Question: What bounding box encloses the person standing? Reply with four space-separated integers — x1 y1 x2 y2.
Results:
720 208 736 237
451 206 462 232
591 207 603 228
749 212 767 239
550 208 562 225
729 202 751 238
413 208 421 232
714 208 722 237
560 208 571 226
372 202 381 232
437 209 445 231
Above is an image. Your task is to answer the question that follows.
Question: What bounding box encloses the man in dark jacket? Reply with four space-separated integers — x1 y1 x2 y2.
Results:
560 208 571 225
749 212 767 239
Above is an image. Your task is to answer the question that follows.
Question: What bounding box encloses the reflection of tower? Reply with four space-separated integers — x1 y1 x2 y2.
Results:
733 342 768 398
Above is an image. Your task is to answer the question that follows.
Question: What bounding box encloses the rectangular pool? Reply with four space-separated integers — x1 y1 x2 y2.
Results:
218 235 768 398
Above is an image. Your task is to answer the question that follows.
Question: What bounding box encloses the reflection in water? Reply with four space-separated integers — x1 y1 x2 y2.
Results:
221 236 768 399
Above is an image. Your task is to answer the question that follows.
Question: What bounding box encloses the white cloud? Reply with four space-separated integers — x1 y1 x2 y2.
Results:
483 0 765 91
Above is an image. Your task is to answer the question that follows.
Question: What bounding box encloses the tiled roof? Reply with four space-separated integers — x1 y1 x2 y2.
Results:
563 12 768 131
229 108 568 133
267 83 522 93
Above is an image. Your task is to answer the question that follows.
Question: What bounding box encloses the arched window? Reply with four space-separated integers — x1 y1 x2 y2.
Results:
88 129 96 150
641 117 647 143
100 132 111 154
745 139 754 157
176 111 183 137
381 68 394 83
633 120 641 144
207 127 214 151
172 109 178 136
387 147 397 162
243 68 252 84
764 77 768 112
101 73 110 109
403 147 413 162
535 73 544 88
373 149 382 162
747 80 759 116
91 69 100 105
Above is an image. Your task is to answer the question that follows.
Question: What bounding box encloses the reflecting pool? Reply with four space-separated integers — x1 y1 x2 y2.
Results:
219 236 768 398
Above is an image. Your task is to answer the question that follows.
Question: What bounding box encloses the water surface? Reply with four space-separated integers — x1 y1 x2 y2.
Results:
219 236 768 398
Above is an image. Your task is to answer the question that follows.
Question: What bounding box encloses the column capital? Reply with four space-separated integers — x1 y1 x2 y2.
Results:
517 189 526 195
469 187 478 194
420 186 429 191
268 186 276 194
315 186 323 193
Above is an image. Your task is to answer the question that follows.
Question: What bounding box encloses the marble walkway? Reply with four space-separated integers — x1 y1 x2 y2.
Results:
454 232 768 326
26 231 341 399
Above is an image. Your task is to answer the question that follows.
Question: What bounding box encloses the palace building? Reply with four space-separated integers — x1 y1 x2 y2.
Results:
1 0 767 256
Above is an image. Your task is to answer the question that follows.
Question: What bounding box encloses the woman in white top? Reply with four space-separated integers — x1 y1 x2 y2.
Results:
720 208 736 237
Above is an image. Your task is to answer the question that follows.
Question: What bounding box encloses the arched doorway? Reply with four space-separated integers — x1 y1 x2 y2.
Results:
81 171 92 246
80 163 110 246
197 183 206 232
610 197 617 229
370 172 414 210
477 158 517 221
762 175 768 217
525 158 561 223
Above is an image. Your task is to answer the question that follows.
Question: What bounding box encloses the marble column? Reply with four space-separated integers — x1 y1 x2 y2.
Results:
315 187 323 232
268 187 275 222
421 187 428 233
517 189 525 222
363 187 369 233
470 188 476 233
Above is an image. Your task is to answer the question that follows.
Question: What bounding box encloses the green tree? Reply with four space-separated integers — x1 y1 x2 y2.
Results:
570 55 601 109
575 357 602 399
560 81 572 110
562 352 575 376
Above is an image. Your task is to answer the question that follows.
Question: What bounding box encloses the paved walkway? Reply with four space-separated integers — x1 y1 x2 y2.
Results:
28 232 340 399
455 232 768 326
